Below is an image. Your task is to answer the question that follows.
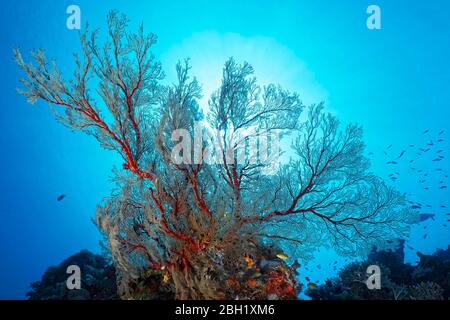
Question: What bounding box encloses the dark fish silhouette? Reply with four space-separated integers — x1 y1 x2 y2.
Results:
438 130 444 135
407 245 414 250
423 129 429 134
57 194 66 201
291 260 301 270
305 276 310 281
423 234 428 239
440 186 448 189
387 144 392 149
398 151 406 158
418 214 435 222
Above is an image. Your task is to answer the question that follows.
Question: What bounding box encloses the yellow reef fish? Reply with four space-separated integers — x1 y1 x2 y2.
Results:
276 253 290 260
307 282 318 290
244 257 255 269
162 271 171 283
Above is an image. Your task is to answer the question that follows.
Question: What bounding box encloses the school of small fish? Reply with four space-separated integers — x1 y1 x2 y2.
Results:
368 129 449 252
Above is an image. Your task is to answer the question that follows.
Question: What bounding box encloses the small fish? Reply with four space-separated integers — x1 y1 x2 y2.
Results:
387 144 393 149
423 129 429 134
423 234 428 239
291 259 301 270
307 282 318 290
244 256 255 269
398 151 406 159
418 214 435 222
276 253 289 261
440 186 448 189
443 224 448 227
57 194 66 201
407 245 414 250
305 276 311 282
162 271 171 283
438 130 444 135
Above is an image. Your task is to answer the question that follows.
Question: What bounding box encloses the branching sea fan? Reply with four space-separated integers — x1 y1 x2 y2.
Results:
15 11 416 299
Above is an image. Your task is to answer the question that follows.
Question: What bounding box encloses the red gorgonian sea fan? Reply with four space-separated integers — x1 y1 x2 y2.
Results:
15 11 416 299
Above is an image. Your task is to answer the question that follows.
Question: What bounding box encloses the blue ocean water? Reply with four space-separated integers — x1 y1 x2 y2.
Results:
0 0 449 299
